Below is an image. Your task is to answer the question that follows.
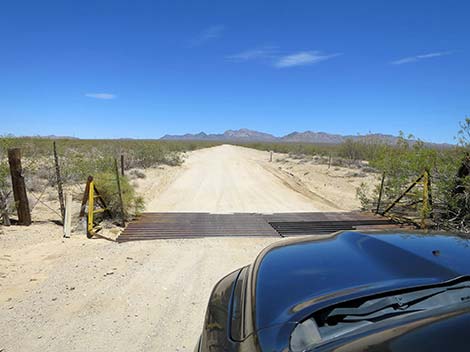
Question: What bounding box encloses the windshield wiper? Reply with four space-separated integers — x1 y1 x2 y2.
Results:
324 281 470 324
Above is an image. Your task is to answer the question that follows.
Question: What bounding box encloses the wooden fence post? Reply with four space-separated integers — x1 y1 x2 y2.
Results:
269 151 273 162
114 158 125 226
426 168 433 219
376 172 386 214
79 176 93 218
120 154 125 176
7 148 31 225
421 169 433 228
53 141 65 222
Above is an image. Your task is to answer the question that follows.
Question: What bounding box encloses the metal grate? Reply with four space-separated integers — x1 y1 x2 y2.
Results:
117 213 279 242
269 219 395 237
117 212 400 242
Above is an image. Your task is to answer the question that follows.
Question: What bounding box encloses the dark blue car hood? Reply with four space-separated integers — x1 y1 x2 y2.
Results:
252 231 470 330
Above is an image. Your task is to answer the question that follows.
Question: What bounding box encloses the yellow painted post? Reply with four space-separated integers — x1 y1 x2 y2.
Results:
87 180 95 237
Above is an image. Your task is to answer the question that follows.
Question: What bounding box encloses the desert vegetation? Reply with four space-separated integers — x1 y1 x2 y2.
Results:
238 120 470 233
0 138 220 224
1 121 469 233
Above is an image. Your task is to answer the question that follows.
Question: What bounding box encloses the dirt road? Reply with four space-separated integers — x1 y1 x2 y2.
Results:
0 228 278 351
1 145 369 351
145 144 337 212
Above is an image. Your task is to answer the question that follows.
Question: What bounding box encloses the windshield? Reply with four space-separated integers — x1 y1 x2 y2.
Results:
290 279 470 352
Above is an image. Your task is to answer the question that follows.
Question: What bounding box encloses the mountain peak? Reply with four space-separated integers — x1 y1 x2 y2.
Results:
160 129 449 147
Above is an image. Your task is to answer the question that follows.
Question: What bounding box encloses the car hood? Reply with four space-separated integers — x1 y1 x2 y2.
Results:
252 231 470 330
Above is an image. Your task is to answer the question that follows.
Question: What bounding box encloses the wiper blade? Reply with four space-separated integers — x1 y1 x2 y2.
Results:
325 282 470 322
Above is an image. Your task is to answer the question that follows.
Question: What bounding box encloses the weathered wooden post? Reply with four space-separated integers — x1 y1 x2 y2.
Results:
376 172 386 214
79 176 93 218
421 169 433 228
7 148 31 225
114 158 125 226
426 168 433 219
53 141 65 222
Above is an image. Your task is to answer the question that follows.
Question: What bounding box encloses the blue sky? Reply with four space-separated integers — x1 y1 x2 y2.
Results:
0 0 468 143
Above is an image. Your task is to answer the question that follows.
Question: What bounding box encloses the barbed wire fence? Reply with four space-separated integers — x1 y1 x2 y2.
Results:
0 142 132 237
365 166 470 233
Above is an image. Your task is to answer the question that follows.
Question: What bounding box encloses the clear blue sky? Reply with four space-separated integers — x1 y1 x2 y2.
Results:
1 0 468 143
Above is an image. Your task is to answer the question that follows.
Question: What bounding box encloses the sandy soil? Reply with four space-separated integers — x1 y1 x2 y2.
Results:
0 227 278 351
0 144 376 351
139 145 353 213
268 153 379 211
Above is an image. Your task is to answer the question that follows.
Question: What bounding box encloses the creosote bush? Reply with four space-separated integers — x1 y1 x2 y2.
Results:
93 172 144 219
236 125 470 233
0 137 218 223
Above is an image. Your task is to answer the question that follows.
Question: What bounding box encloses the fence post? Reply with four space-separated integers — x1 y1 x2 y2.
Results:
382 173 425 215
426 168 433 219
7 148 31 225
87 179 95 238
79 176 93 218
114 158 125 226
53 141 65 222
63 192 72 238
120 154 125 176
421 169 432 229
376 172 385 214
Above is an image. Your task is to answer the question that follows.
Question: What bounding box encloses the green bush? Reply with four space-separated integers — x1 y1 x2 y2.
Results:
0 136 218 223
93 172 144 219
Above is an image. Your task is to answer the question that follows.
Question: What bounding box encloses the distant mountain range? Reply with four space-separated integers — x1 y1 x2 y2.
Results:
161 128 451 147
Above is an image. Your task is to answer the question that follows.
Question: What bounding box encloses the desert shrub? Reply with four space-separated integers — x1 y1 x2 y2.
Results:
434 118 470 231
0 137 15 222
129 169 146 179
0 137 218 223
60 153 115 183
361 165 377 173
338 139 365 160
330 158 345 167
356 182 372 211
242 141 336 157
457 117 470 147
25 176 47 193
93 172 144 219
352 125 470 232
